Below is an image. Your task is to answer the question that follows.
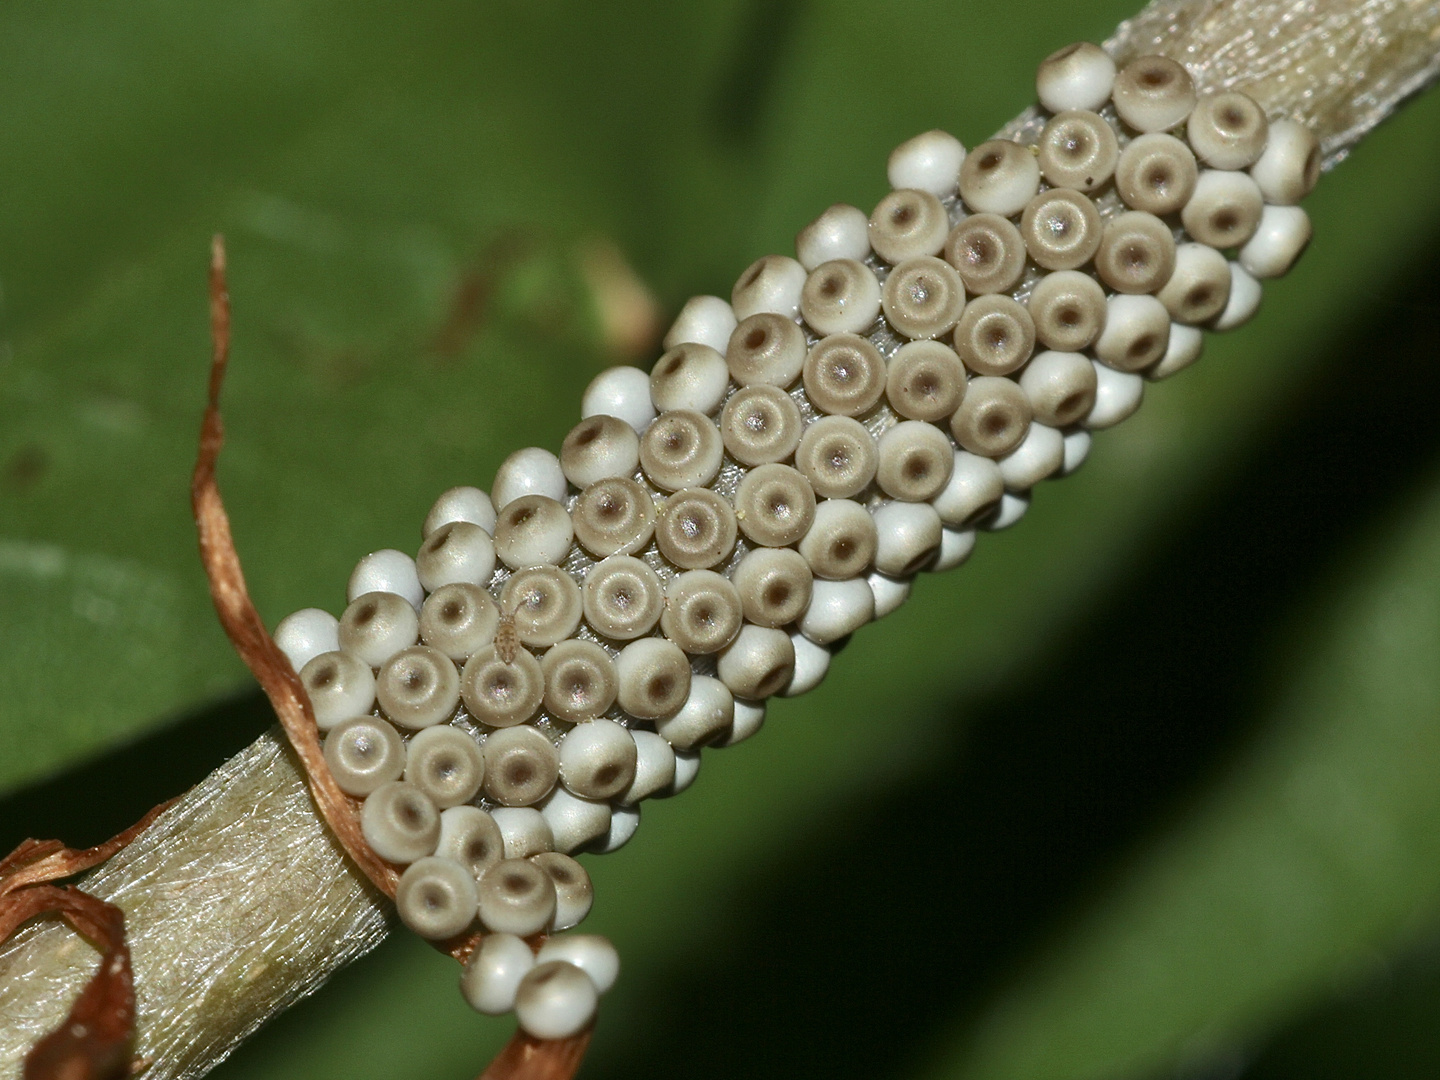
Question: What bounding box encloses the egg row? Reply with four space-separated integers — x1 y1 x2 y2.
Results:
321 704 704 808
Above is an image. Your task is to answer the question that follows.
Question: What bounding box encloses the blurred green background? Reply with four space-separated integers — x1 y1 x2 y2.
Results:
2 1 1440 1078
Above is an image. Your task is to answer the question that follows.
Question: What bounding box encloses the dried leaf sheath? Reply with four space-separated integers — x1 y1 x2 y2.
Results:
478 1031 592 1080
0 803 172 903
193 237 589 1080
7 888 134 1080
191 236 399 902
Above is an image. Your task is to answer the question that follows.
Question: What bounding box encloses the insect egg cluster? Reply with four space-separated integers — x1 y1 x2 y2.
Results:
271 40 1319 1038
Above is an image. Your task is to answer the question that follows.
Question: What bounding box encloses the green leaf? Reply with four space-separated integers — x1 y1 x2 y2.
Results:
927 470 1440 1080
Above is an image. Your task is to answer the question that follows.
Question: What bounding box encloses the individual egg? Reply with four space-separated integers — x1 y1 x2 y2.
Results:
347 549 424 611
1061 428 1093 475
882 256 967 340
492 447 568 509
713 697 767 748
654 487 738 569
795 203 872 270
396 856 478 940
476 858 558 937
733 463 817 547
1111 54 1196 132
660 570 745 654
1036 110 1119 192
876 421 955 502
493 495 575 570
794 416 877 500
871 501 943 576
581 366 657 432
559 414 641 489
1094 293 1171 372
1249 119 1321 205
594 798 637 852
482 725 560 807
418 582 500 661
1027 269 1107 352
782 631 832 697
416 522 496 593
1095 211 1176 295
274 608 339 673
1035 41 1116 112
867 571 913 618
403 724 484 808
731 254 807 321
1084 360 1145 429
535 934 621 995
639 409 724 491
952 294 1036 376
931 526 978 572
950 377 1033 458
619 729 678 804
423 486 497 540
1020 188 1103 271
649 343 730 416
868 188 950 263
958 139 1041 217
888 129 966 196
944 214 1026 295
1187 91 1269 170
531 852 594 932
656 674 735 751
539 787 613 854
1238 205 1312 279
931 451 1005 528
1115 133 1199 216
615 637 692 719
716 624 795 700
360 780 440 865
1156 242 1232 324
731 547 814 628
799 259 882 336
301 650 376 731
339 590 420 669
572 477 656 558
798 576 875 645
662 296 738 356
1147 322 1206 381
490 806 555 859
1181 170 1265 249
499 565 584 648
726 313 807 388
798 499 878 580
720 384 804 466
376 645 462 729
665 749 703 797
885 340 967 422
559 718 638 800
996 423 1065 491
460 645 544 728
435 805 505 881
323 715 405 797
1017 350 1098 427
540 639 619 722
1212 261 1263 331
460 932 535 1015
514 961 598 1039
803 334 886 416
